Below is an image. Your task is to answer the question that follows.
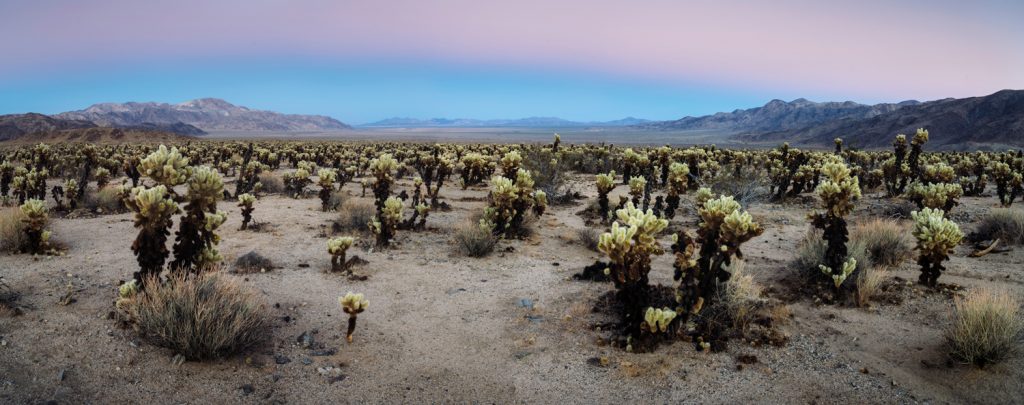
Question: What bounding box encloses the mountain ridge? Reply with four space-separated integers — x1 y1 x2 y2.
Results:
360 116 651 128
57 98 351 132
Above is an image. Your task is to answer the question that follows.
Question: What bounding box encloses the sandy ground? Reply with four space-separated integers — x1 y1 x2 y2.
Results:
1 172 1022 404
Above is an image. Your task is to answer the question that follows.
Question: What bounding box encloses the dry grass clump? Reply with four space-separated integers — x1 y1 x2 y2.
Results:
335 199 375 232
946 288 1023 367
84 186 124 213
851 219 912 267
717 260 762 333
454 222 497 257
575 227 600 252
258 172 285 194
127 272 270 360
972 208 1024 245
0 207 28 253
854 265 887 308
794 229 870 275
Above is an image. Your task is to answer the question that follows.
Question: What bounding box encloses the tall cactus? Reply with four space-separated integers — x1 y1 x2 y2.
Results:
125 185 180 287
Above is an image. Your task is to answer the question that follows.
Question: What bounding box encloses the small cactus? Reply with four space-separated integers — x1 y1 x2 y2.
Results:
237 193 256 230
19 198 50 254
327 236 356 273
339 292 368 343
911 208 963 287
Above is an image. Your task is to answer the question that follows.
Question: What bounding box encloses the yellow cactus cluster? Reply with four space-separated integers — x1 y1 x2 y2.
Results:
598 203 668 283
340 292 368 314
911 208 963 257
815 158 861 217
327 236 355 256
694 187 715 208
500 150 523 177
369 154 398 182
318 168 338 187
139 145 190 187
187 166 224 208
667 162 689 196
481 169 540 236
819 257 857 288
237 193 256 206
127 185 180 227
644 307 678 333
908 182 963 211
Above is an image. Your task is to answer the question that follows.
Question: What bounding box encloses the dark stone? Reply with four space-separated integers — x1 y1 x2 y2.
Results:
274 355 291 365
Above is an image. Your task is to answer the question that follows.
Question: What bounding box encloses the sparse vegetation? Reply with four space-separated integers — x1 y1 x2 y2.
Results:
946 288 1023 367
973 208 1024 245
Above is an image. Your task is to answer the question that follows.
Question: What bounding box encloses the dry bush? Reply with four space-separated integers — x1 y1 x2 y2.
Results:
454 222 497 257
84 186 124 214
128 272 269 360
851 219 912 267
707 170 770 207
576 227 600 252
258 172 285 194
854 265 887 307
946 288 1023 366
335 199 375 232
794 229 870 276
0 207 28 253
972 208 1024 245
328 190 346 211
716 260 762 333
234 251 274 273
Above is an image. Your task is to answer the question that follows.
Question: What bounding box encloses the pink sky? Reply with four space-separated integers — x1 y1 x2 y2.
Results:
1 0 1022 101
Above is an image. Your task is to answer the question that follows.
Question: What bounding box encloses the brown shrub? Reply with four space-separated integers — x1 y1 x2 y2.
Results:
0 207 28 253
258 172 285 194
84 185 124 214
454 222 497 257
854 265 887 308
127 272 269 360
576 227 600 252
972 208 1024 245
946 288 1023 366
851 219 912 267
335 199 375 232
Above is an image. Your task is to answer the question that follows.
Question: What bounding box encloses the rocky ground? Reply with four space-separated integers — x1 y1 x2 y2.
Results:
1 172 1021 404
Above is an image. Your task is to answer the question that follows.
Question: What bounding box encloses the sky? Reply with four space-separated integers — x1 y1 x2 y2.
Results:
1 0 1022 124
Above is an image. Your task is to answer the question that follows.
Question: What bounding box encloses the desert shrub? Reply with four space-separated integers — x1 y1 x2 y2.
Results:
854 265 887 308
715 260 762 333
794 229 870 276
234 251 273 273
454 222 497 257
707 170 769 207
576 227 600 252
125 272 269 360
851 219 912 267
335 200 375 232
911 208 963 287
257 172 285 194
84 185 124 214
973 208 1024 245
946 288 1023 366
328 190 346 211
0 207 28 253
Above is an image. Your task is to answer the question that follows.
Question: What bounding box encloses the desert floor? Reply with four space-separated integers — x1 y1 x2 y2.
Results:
1 172 1022 404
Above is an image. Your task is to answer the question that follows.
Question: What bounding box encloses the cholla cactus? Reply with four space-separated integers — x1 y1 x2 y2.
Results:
991 161 1022 206
499 150 523 179
595 171 617 223
911 208 963 287
532 190 547 216
809 158 861 290
327 236 356 273
0 161 13 198
317 168 337 211
237 193 256 230
369 154 398 212
598 203 668 337
459 153 489 189
643 307 678 333
94 167 111 189
339 292 369 343
481 169 539 238
171 166 226 272
19 199 50 254
820 258 857 289
664 162 689 219
673 196 763 327
907 182 963 212
63 179 80 210
286 168 311 198
627 176 646 208
369 196 403 246
139 145 190 189
125 185 180 287
694 187 714 209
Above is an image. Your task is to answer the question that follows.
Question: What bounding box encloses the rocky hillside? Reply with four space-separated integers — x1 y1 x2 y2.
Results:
0 113 96 141
57 98 351 132
740 90 1024 149
644 98 918 133
3 127 196 144
362 116 650 127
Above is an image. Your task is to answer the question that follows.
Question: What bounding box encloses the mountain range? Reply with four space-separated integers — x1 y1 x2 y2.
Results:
361 116 651 128
57 98 351 132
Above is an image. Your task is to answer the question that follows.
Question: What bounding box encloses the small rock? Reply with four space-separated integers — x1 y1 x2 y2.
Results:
525 314 543 323
274 355 291 365
516 298 534 310
298 331 315 349
310 349 336 357
240 384 255 395
301 358 313 365
297 263 310 268
327 375 347 384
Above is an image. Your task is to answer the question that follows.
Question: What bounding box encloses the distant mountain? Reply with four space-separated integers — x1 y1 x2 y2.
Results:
739 90 1024 149
361 116 650 128
643 98 919 133
4 127 196 144
57 98 351 132
0 113 97 141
